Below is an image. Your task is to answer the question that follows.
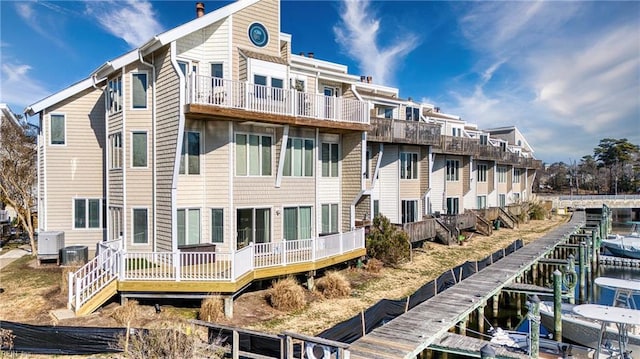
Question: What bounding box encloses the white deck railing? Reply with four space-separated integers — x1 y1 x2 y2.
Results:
69 228 365 311
187 74 369 125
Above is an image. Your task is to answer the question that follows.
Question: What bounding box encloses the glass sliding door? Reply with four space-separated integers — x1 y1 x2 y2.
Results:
236 208 271 248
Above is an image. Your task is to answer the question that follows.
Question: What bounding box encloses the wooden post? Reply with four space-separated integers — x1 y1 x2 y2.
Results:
361 310 366 336
458 318 467 335
224 296 234 319
492 293 500 319
285 334 293 359
579 242 587 304
532 263 538 286
516 293 522 319
232 330 239 359
591 229 598 272
553 270 563 341
477 305 486 334
530 295 541 358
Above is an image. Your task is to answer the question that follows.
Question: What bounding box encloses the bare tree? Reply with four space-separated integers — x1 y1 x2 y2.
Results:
0 117 37 254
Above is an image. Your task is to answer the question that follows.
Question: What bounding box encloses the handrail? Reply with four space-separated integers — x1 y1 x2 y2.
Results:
187 74 369 124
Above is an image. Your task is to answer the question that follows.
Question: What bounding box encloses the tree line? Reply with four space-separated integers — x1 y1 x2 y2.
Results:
536 138 640 195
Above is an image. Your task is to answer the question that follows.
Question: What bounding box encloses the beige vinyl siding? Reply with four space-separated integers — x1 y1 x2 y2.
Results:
488 162 495 193
462 157 470 195
43 87 105 247
507 165 513 193
446 155 463 198
154 46 181 252
176 18 230 78
124 63 154 250
231 0 280 78
354 195 370 224
430 155 445 213
279 40 290 63
419 147 429 215
205 120 231 249
399 145 420 199
340 132 362 231
379 145 399 223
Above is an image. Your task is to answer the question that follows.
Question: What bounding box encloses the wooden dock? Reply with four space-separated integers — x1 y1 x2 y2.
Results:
347 212 586 359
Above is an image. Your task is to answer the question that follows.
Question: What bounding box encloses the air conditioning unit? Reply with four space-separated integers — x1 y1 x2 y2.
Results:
37 231 65 256
60 246 88 265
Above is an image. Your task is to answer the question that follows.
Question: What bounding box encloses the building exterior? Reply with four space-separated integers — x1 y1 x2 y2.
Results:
25 0 540 314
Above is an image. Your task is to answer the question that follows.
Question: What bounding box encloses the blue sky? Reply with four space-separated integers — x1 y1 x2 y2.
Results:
1 0 638 164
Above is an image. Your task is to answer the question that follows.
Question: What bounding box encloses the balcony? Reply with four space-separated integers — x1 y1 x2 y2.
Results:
185 75 369 131
367 117 441 145
433 136 543 169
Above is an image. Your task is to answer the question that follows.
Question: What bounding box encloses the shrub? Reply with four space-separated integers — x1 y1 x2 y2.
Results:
266 277 306 311
199 295 224 322
528 201 549 220
112 300 142 353
316 271 351 298
364 258 383 273
366 215 410 266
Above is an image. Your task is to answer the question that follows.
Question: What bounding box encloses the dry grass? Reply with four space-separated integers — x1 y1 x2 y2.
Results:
316 271 351 299
59 265 81 296
266 277 306 311
364 258 383 274
249 215 570 335
199 295 224 322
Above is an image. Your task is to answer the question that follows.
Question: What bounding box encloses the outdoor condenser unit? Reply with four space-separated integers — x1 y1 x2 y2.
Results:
37 231 65 256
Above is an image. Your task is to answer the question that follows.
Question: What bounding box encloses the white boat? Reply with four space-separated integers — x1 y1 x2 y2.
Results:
539 301 640 355
490 327 597 358
602 222 640 259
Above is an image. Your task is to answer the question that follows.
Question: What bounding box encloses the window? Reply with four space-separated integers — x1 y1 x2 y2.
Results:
178 61 188 76
446 159 459 181
400 152 418 179
109 133 122 169
50 114 65 145
499 194 506 208
284 206 311 240
283 138 313 176
446 197 459 215
211 209 224 243
402 200 417 224
321 204 339 235
236 134 272 176
477 164 487 182
513 192 521 201
497 166 507 183
452 128 461 137
406 107 420 121
74 198 101 229
373 200 379 218
177 208 201 246
237 208 270 248
108 207 123 240
271 78 284 100
480 135 488 145
211 63 223 78
377 107 393 119
499 142 507 152
321 143 339 177
132 73 148 109
180 131 200 175
513 168 521 183
132 132 147 167
254 75 267 98
133 208 148 244
477 196 487 209
108 77 122 114
365 148 371 179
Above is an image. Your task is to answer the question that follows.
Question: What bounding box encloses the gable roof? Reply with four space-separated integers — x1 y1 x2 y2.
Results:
1 103 21 127
26 0 260 117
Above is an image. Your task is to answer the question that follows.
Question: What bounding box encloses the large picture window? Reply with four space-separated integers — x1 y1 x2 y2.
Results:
211 209 223 243
321 143 339 177
446 197 459 215
513 168 521 183
401 200 417 224
477 164 487 182
283 138 313 177
400 152 418 179
236 134 272 176
237 208 270 248
180 131 200 175
321 204 339 235
497 166 507 183
74 198 101 229
283 206 311 240
109 133 122 169
108 77 122 114
177 208 201 246
50 114 65 145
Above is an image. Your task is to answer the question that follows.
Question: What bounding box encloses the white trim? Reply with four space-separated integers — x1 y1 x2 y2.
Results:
179 129 202 176
234 206 274 245
130 130 149 169
228 121 234 250
25 78 95 116
71 198 103 230
281 204 314 240
130 71 149 110
131 207 150 246
48 112 67 146
176 207 203 246
275 125 289 188
170 41 186 253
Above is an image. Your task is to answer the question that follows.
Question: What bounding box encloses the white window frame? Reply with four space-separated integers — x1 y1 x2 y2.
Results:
180 130 201 175
235 132 272 177
497 166 507 183
109 132 122 170
131 131 148 168
400 152 418 180
283 137 314 177
108 206 123 241
321 142 339 177
401 199 418 224
131 71 148 110
446 159 460 181
477 195 487 209
131 207 149 245
73 198 102 229
499 194 506 208
211 208 224 243
513 168 521 183
321 203 339 235
49 113 66 146
283 205 312 240
177 208 202 247
477 164 487 183
108 76 122 114
446 197 459 215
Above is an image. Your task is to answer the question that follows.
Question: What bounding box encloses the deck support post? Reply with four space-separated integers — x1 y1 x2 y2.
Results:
477 305 486 334
553 269 562 341
529 295 541 358
224 296 234 319
591 229 598 277
306 271 315 291
579 241 587 304
492 293 499 319
458 317 467 335
516 293 522 319
531 263 538 286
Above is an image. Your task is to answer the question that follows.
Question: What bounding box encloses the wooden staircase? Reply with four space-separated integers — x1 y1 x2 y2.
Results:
435 218 456 245
473 212 493 236
497 207 518 229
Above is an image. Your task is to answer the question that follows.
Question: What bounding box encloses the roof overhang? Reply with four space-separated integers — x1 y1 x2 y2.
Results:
0 103 21 126
24 77 96 117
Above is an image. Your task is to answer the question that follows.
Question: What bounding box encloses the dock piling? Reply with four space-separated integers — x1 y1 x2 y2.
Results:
578 242 587 304
529 295 541 359
553 269 563 341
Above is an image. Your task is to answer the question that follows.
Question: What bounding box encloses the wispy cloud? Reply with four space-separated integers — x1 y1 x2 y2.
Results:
446 2 639 162
14 2 69 49
0 59 49 113
84 0 164 48
334 0 418 86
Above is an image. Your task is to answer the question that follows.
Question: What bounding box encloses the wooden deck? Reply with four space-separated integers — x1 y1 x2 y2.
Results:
347 212 585 359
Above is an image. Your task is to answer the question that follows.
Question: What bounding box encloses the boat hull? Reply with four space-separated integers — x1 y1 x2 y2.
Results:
601 238 640 259
539 302 640 354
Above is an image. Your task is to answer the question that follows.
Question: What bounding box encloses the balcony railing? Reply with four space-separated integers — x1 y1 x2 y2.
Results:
187 75 369 125
368 118 441 145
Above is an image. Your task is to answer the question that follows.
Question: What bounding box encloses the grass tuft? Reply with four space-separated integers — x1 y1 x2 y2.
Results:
316 271 351 299
266 277 306 311
199 295 224 322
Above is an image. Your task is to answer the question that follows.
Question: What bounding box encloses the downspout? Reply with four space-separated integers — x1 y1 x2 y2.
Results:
170 42 186 253
139 50 157 252
92 74 108 243
121 67 127 250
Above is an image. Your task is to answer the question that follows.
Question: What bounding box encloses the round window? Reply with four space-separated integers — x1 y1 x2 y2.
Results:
248 23 268 47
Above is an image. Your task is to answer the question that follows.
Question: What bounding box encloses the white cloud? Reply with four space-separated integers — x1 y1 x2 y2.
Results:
14 2 68 49
447 2 640 163
84 0 164 48
334 0 418 86
0 60 49 113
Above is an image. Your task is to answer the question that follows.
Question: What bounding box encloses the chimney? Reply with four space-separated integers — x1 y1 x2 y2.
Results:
196 2 205 18
366 76 372 83
299 52 305 57
307 52 314 58
360 75 366 82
